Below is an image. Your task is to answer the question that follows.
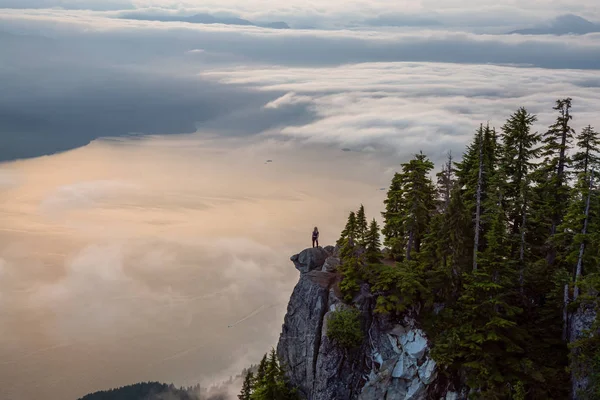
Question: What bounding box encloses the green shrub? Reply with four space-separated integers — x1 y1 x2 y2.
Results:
326 308 364 349
339 261 361 302
371 261 430 314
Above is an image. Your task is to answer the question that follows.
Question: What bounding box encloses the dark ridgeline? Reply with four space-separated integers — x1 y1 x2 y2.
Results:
78 369 254 400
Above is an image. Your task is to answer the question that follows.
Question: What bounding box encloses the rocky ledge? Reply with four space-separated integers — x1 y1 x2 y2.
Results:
277 247 463 400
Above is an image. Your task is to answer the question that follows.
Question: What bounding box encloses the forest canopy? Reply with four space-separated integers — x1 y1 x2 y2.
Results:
335 98 600 399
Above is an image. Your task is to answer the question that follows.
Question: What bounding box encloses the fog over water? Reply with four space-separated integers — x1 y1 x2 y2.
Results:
1 0 600 398
0 134 391 399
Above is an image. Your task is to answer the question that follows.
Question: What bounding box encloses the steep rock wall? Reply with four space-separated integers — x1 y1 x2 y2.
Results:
277 247 462 400
570 299 599 399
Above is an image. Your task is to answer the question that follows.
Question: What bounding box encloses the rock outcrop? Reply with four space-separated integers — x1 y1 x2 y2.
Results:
570 299 599 399
277 247 458 400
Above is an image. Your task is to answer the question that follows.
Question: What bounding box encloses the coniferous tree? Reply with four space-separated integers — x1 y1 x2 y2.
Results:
436 152 455 213
538 98 575 259
455 129 482 209
422 153 460 299
573 125 600 176
251 349 298 400
356 204 368 244
499 107 540 269
555 125 600 297
435 131 530 398
500 108 540 289
398 151 435 261
544 98 575 184
239 371 254 400
256 354 268 382
382 172 406 259
337 211 358 248
473 125 484 271
365 218 382 264
339 210 365 300
574 172 594 300
324 99 598 399
445 186 472 273
455 124 499 271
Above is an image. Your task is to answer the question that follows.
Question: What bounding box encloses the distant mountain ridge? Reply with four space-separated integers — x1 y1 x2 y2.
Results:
78 366 256 400
510 14 600 35
78 382 204 400
120 12 290 29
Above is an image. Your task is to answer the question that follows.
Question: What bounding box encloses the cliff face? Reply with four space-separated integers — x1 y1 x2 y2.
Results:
570 299 599 399
277 247 463 400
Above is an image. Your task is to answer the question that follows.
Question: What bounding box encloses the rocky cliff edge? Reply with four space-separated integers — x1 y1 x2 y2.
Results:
276 247 464 400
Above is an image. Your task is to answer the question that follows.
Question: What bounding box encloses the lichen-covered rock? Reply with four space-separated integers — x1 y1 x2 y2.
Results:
278 247 459 400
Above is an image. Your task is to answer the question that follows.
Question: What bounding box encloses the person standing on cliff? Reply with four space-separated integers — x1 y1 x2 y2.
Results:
312 227 319 248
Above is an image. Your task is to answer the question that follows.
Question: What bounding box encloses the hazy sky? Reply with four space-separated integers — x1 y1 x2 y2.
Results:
1 0 599 399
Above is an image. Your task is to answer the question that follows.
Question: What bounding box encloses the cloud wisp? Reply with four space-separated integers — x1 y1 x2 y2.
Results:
2 0 600 30
1 10 599 163
207 62 600 163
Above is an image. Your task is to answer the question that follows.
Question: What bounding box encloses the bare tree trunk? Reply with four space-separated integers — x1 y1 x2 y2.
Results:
473 128 484 272
406 229 414 261
562 283 570 341
574 170 594 300
519 181 528 293
445 153 453 212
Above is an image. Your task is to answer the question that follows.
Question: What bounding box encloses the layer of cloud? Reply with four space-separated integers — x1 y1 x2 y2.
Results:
202 62 600 163
0 135 391 399
2 9 599 71
0 10 599 163
0 0 133 10
1 5 600 399
1 0 600 30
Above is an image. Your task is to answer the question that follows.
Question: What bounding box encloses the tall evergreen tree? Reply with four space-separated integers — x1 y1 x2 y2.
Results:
573 125 600 176
251 349 298 400
573 171 594 300
455 124 499 270
473 125 485 271
422 154 456 298
339 210 366 299
544 98 575 182
337 211 358 248
365 218 382 263
239 371 254 400
256 354 268 382
398 151 435 261
555 125 600 297
500 108 540 240
422 187 469 301
499 107 540 287
436 152 455 213
323 98 596 399
540 98 575 245
382 172 406 259
356 204 368 244
435 132 529 397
